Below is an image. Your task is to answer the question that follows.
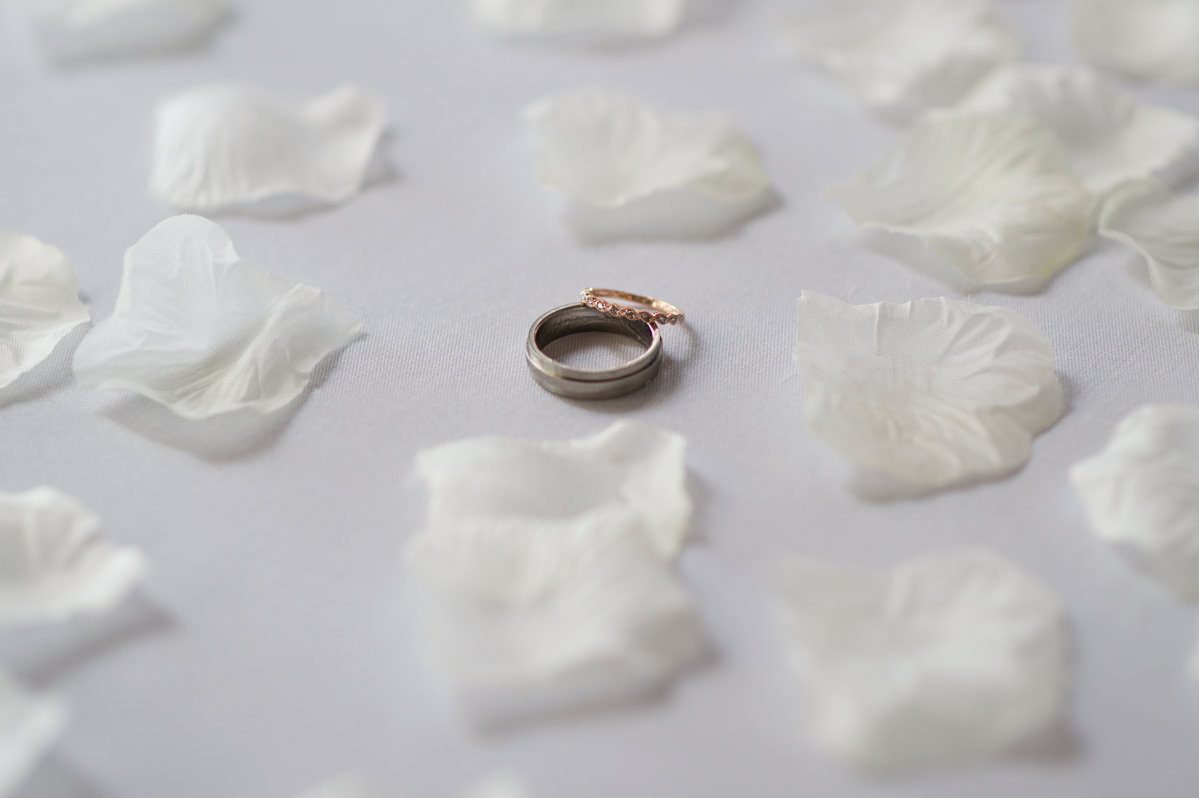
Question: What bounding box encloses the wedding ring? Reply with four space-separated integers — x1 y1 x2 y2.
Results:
526 304 662 400
580 288 684 327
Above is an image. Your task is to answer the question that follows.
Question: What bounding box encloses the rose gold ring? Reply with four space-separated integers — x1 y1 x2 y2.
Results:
580 288 685 328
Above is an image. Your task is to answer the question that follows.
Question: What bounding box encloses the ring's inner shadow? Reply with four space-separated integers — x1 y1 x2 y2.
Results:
542 331 649 370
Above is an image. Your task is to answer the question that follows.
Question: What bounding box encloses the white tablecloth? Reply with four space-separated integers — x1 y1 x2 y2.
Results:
2 2 1198 796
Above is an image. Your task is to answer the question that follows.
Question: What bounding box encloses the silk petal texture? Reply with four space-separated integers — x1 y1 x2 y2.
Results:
1098 180 1199 310
829 113 1096 285
0 231 89 391
73 215 361 419
794 291 1063 489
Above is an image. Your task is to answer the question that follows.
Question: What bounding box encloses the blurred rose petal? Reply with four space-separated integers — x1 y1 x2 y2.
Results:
1072 0 1199 85
151 84 386 212
472 0 683 41
14 0 229 63
406 515 707 727
1071 404 1199 598
0 672 68 796
461 774 529 798
0 486 145 628
955 65 1199 194
406 422 705 726
290 773 528 798
526 88 771 210
829 113 1096 285
777 550 1069 774
417 420 690 558
775 0 1018 117
290 776 379 798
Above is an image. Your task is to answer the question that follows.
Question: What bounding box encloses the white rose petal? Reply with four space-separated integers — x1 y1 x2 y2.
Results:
526 88 771 209
14 0 229 63
417 420 690 559
405 515 706 727
151 84 386 212
1071 404 1199 599
73 215 361 420
776 550 1070 774
1072 0 1199 85
955 65 1199 194
829 113 1096 284
0 487 145 629
0 232 89 392
472 0 683 40
1098 180 1199 310
0 672 68 797
289 773 528 798
407 422 704 726
775 0 1018 117
795 291 1063 490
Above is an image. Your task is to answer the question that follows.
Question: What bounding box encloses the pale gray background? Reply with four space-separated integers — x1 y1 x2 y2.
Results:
1 1 1198 796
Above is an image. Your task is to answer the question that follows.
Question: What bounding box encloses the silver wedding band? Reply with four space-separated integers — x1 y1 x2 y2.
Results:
526 304 662 400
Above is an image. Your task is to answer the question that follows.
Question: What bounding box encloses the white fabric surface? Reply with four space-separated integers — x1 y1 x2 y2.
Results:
1 2 1198 797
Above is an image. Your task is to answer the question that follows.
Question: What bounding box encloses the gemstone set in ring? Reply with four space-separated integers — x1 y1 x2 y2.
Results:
580 288 685 327
526 289 684 400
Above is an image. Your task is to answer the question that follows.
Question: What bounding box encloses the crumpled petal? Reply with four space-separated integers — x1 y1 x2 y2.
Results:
406 421 705 726
1071 0 1199 85
795 291 1063 489
0 486 146 629
1070 404 1199 599
775 0 1018 116
0 231 89 392
417 420 690 559
526 88 771 208
14 0 229 63
776 549 1069 774
73 215 361 420
955 65 1199 194
471 0 683 40
151 84 386 212
829 113 1096 284
0 672 68 796
1098 180 1199 309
